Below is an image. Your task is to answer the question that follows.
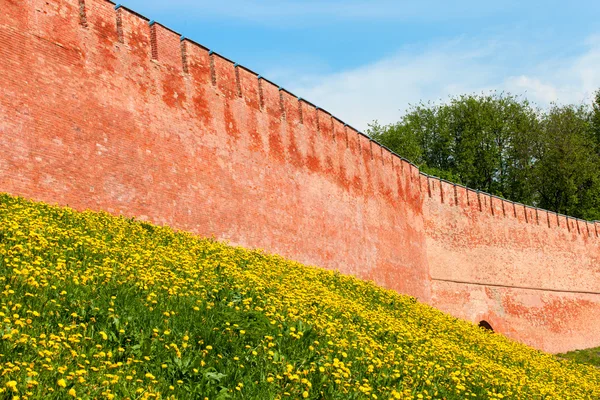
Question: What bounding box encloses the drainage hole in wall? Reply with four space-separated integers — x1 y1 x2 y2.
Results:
479 320 494 331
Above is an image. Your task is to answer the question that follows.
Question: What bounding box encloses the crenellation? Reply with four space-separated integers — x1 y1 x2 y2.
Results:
570 217 577 233
181 39 211 86
209 52 217 86
455 185 468 210
181 39 189 74
586 221 594 237
438 179 446 205
432 177 441 201
378 147 398 202
149 22 184 70
115 6 124 43
465 189 479 213
546 211 554 229
443 182 456 207
86 1 119 36
523 206 532 224
115 6 151 64
408 164 420 190
367 142 384 194
481 193 493 216
300 100 318 133
211 53 237 99
500 199 508 218
235 65 260 110
83 0 121 74
346 125 360 156
112 3 149 22
391 156 406 199
317 109 333 137
358 135 372 165
284 96 308 168
418 173 427 196
379 144 388 166
259 78 282 119
490 196 502 217
512 203 524 223
149 23 159 60
424 175 431 198
567 217 573 233
440 180 454 205
318 111 340 179
78 0 88 27
278 89 285 119
332 118 345 145
557 215 568 231
280 90 300 125
384 146 395 167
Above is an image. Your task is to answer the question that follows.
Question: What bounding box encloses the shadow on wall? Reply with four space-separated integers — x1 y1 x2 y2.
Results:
479 321 494 332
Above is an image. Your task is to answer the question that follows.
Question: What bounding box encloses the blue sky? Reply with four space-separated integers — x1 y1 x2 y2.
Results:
119 0 600 130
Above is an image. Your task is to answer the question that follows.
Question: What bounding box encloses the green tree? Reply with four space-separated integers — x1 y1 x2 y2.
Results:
592 90 600 153
368 92 539 203
368 90 600 219
533 104 600 219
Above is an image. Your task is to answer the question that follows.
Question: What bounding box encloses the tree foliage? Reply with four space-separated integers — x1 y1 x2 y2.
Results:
368 91 600 220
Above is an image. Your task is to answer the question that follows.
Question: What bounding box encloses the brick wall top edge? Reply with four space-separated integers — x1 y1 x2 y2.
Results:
182 37 210 52
299 97 318 109
345 125 359 135
150 21 182 37
115 4 150 21
212 52 235 66
255 74 275 87
392 154 418 169
279 87 298 98
379 143 395 155
422 167 598 224
83 0 600 227
316 107 333 117
332 115 345 125
210 50 236 66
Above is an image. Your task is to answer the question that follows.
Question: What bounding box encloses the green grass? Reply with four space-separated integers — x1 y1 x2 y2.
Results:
557 347 600 368
0 193 599 399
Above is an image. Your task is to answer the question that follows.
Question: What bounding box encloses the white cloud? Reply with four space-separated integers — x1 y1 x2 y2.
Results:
276 36 600 131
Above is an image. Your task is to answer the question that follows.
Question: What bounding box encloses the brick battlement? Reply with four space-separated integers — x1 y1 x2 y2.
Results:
0 0 599 353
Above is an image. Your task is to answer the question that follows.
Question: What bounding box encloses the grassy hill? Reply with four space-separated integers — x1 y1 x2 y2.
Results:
0 194 598 399
558 347 600 368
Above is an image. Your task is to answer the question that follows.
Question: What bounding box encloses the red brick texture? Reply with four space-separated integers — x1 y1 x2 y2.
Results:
424 177 600 353
0 0 598 353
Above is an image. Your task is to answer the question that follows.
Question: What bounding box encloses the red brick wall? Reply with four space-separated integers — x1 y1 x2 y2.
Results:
0 0 430 302
1 0 599 353
423 176 600 353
